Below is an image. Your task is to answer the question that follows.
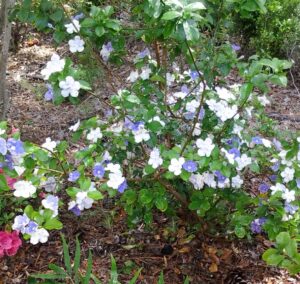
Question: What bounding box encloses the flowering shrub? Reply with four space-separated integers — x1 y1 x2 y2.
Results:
2 0 300 275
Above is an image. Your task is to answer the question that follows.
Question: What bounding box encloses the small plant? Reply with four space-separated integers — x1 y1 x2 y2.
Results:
29 234 142 284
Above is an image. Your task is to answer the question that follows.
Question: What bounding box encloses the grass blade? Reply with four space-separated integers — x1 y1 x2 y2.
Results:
91 273 102 284
109 255 120 284
83 249 93 284
74 236 81 284
158 271 164 284
61 234 72 275
128 268 142 284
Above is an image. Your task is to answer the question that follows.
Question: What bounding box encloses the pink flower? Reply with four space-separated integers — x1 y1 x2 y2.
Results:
0 231 22 257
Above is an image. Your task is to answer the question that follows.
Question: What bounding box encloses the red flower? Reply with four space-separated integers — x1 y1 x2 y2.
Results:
0 231 22 257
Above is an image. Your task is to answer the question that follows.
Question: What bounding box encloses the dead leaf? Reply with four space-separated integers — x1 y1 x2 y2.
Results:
178 246 191 254
209 263 218 273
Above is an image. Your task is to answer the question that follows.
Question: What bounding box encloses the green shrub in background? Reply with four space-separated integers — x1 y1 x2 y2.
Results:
232 0 300 58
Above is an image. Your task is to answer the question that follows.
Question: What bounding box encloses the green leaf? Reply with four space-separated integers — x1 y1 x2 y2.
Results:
81 18 96 28
79 80 92 91
161 11 182 21
83 250 93 284
262 248 285 266
158 271 164 284
139 189 153 205
48 264 67 276
44 218 63 230
183 20 199 41
128 268 143 284
234 226 246 238
61 234 72 275
184 2 206 12
95 26 105 37
50 9 64 22
285 239 298 258
240 83 253 103
276 232 291 249
30 273 66 280
88 190 104 200
269 75 287 87
0 175 10 191
126 95 140 104
155 197 168 212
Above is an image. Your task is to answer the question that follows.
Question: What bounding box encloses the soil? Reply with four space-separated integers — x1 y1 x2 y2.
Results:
1 29 300 284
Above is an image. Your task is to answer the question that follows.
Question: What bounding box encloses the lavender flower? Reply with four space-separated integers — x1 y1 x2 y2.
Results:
118 180 128 193
231 44 241 51
70 204 81 216
258 183 270 194
0 138 7 155
7 139 25 155
215 171 227 183
183 161 197 173
44 84 54 101
284 203 299 215
24 221 38 234
93 164 105 178
137 48 150 59
228 147 240 158
270 161 280 172
269 175 277 182
250 218 266 234
190 70 199 81
252 136 263 145
68 171 80 182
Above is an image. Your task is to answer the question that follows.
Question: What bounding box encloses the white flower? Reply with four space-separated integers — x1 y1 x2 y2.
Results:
215 87 235 101
168 157 185 176
13 180 36 198
59 76 81 98
68 36 85 53
232 124 243 137
65 19 80 34
41 54 65 80
173 91 187 100
203 172 217 188
42 195 59 217
108 122 124 134
149 116 166 127
221 148 235 165
76 191 94 210
127 71 139 83
192 123 201 136
270 183 287 195
87 127 102 143
69 120 80 132
41 177 56 192
186 100 199 113
196 137 215 157
107 172 125 189
100 42 114 61
262 139 272 148
232 175 243 188
281 167 295 183
132 124 150 143
148 148 163 169
166 73 175 86
105 163 122 174
140 67 151 80
189 173 204 190
206 99 238 122
42 137 57 152
282 190 296 203
257 95 270 106
30 228 49 245
235 154 251 171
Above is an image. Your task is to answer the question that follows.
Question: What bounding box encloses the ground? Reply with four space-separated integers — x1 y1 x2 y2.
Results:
1 30 300 284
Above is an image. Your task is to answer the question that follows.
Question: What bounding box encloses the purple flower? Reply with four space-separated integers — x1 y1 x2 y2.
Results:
284 203 299 215
93 164 105 178
181 85 189 94
228 147 240 158
7 139 25 155
272 138 282 151
0 138 7 155
68 171 80 182
270 161 280 172
131 121 144 132
231 44 241 51
258 183 270 194
250 218 266 234
44 84 54 101
215 171 227 183
183 161 197 173
190 70 199 81
70 204 81 216
137 48 150 59
269 175 277 182
199 107 205 120
72 13 85 21
118 180 128 193
252 136 263 145
24 221 38 234
184 112 195 120
296 179 300 189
